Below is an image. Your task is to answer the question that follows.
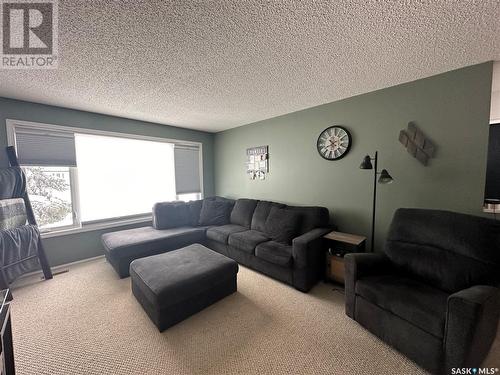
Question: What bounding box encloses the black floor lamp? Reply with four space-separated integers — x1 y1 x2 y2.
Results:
360 151 393 252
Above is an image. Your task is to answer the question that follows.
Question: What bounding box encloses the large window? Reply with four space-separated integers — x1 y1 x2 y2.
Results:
75 134 176 222
7 120 203 233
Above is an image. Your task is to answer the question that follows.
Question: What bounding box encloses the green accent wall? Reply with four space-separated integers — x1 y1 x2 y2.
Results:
214 62 493 251
0 97 215 266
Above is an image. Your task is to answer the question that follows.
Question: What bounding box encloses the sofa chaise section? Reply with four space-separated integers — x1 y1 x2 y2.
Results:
102 226 207 278
102 197 235 278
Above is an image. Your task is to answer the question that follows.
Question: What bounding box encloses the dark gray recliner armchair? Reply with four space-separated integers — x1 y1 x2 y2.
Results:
345 208 500 374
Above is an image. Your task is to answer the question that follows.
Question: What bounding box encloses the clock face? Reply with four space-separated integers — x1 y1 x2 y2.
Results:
317 126 352 160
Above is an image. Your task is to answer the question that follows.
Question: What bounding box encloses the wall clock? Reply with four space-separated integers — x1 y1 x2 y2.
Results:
316 126 352 160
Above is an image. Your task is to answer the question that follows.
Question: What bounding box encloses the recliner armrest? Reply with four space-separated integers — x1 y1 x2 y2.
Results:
292 227 332 268
344 253 391 318
444 285 500 371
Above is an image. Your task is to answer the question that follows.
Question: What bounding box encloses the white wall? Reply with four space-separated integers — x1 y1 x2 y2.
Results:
491 61 500 123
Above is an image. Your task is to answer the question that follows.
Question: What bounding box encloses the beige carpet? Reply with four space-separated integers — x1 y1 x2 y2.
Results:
9 258 500 375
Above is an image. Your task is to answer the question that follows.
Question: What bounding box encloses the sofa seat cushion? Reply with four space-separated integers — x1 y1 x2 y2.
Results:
102 226 206 259
228 230 270 254
206 224 247 244
255 241 293 267
355 274 448 338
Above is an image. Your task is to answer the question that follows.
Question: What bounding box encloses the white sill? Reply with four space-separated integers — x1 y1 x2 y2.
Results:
40 216 152 239
483 204 500 214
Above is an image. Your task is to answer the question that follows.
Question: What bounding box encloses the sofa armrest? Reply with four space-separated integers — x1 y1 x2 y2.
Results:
444 285 500 371
344 253 392 318
292 227 332 268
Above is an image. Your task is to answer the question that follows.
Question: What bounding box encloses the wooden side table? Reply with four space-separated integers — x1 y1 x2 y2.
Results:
323 231 366 285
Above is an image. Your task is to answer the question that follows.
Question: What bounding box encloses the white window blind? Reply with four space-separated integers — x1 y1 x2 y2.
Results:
174 145 201 194
15 127 77 167
75 134 176 222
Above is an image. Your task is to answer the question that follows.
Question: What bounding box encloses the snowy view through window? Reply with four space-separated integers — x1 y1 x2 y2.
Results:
24 166 73 229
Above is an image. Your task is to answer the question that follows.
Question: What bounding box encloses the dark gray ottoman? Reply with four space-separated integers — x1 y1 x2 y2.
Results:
130 243 238 331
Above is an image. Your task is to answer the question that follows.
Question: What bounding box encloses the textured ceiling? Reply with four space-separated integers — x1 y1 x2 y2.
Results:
1 1 499 133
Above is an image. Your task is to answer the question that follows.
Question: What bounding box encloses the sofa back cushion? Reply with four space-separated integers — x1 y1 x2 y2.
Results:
264 207 300 244
251 201 286 232
385 208 500 293
186 200 203 226
152 202 189 229
230 199 258 227
199 200 233 226
285 205 330 235
206 196 236 207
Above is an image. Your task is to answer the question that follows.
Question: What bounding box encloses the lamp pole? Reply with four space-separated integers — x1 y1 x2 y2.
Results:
360 151 393 253
371 151 378 253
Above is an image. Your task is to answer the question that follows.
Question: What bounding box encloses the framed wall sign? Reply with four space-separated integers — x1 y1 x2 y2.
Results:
246 146 269 180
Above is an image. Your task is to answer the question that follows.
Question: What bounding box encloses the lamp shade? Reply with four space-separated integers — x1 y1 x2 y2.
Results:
359 155 373 169
378 169 393 184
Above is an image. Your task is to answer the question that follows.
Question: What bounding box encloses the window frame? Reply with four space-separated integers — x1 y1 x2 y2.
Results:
484 121 500 214
6 119 204 238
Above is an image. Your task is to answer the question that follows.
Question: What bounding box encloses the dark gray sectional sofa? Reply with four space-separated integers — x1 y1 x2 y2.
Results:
102 196 331 292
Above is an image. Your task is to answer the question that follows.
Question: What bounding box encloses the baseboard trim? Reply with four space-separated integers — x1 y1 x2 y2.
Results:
18 255 105 280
